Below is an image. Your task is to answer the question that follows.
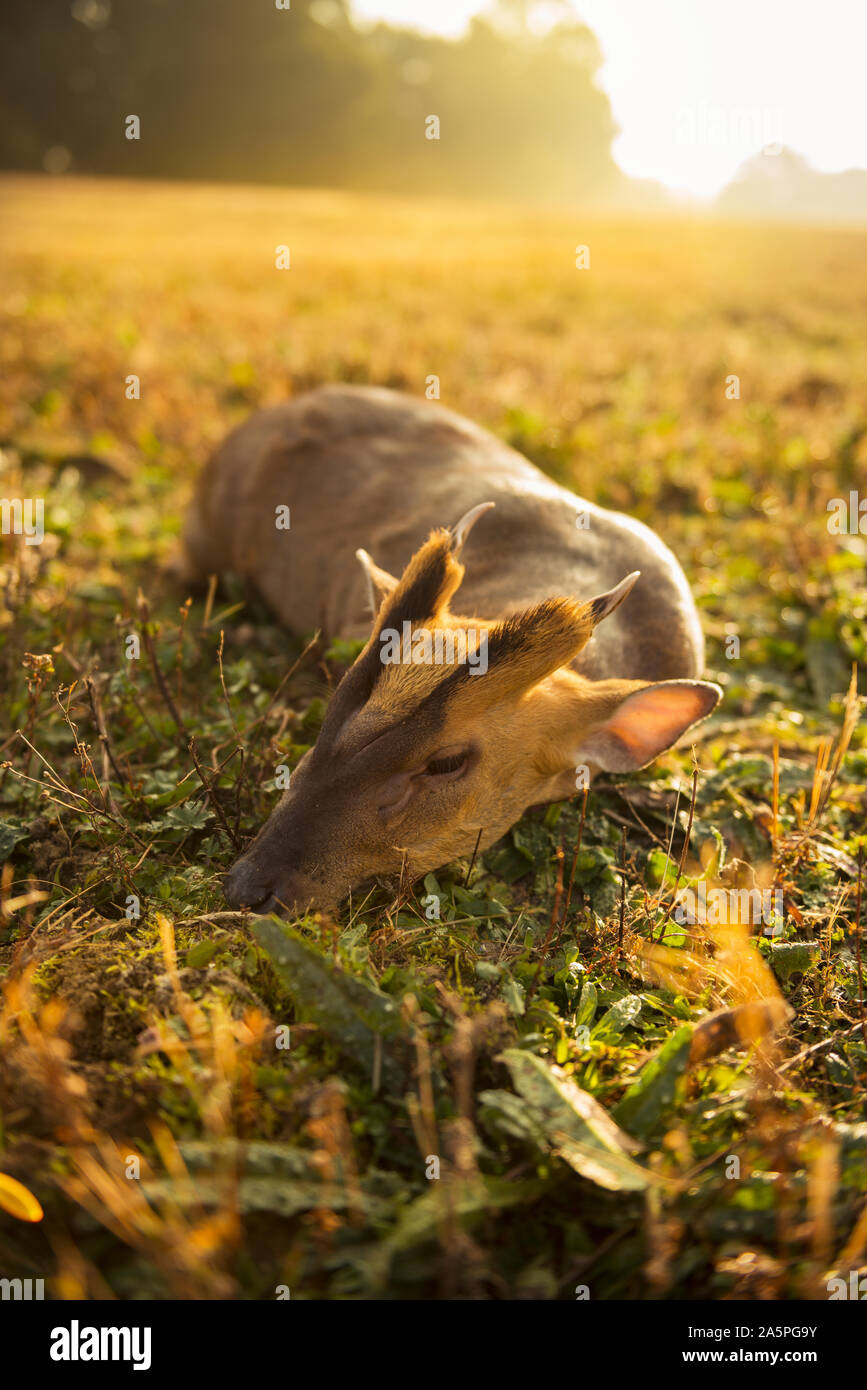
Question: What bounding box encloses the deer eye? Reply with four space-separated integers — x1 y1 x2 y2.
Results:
424 751 470 779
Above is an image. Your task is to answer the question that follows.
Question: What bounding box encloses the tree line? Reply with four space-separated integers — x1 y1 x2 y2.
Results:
0 0 621 202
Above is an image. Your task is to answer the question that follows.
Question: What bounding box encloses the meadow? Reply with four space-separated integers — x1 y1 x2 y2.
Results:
0 174 865 1300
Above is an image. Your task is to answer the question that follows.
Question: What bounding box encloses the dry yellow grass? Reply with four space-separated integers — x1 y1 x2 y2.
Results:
3 174 866 499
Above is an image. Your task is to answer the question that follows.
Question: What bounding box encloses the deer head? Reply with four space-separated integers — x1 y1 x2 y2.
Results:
224 506 721 917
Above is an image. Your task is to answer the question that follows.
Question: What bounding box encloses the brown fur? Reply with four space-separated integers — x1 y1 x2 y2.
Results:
180 386 722 917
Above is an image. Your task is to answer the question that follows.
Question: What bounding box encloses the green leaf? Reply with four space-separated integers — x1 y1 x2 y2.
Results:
323 637 367 666
770 941 820 980
144 1175 391 1221
646 849 679 887
369 1175 542 1287
163 801 213 831
556 961 585 1004
177 1140 313 1177
548 1134 653 1192
185 939 219 969
479 1088 548 1145
486 843 533 883
575 979 598 1028
253 919 408 1086
501 975 526 1016
500 1048 651 1192
592 993 642 1039
612 1025 693 1137
0 820 29 863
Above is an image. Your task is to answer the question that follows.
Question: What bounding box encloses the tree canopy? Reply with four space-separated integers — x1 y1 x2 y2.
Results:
0 0 621 202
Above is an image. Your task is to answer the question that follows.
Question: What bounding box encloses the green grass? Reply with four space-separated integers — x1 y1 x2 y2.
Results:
0 175 865 1300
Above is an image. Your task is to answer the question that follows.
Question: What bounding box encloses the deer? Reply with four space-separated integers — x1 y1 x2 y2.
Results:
180 384 722 919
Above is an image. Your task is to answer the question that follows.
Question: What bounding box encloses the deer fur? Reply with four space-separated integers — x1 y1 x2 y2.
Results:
181 385 721 917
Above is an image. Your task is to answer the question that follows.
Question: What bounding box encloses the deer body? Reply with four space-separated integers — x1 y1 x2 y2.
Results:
184 385 703 682
182 385 720 917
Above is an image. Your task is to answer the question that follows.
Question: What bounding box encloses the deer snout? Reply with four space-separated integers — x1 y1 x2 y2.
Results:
223 853 273 911
223 851 324 918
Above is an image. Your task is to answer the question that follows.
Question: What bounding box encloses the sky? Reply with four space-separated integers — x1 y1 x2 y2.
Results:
350 0 867 198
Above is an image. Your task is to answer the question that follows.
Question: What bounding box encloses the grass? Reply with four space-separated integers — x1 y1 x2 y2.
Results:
0 173 866 1300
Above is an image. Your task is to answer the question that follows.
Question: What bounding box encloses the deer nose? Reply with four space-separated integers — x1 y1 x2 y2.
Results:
224 854 275 912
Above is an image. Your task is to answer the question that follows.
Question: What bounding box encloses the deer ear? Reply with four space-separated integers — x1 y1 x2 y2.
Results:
356 548 399 615
578 680 722 773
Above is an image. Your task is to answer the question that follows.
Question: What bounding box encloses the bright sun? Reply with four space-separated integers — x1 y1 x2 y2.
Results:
351 0 867 198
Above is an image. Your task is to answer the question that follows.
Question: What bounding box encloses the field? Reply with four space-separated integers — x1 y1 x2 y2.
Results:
0 174 865 1300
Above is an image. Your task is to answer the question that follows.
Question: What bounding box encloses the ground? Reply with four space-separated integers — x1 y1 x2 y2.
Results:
0 175 865 1300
